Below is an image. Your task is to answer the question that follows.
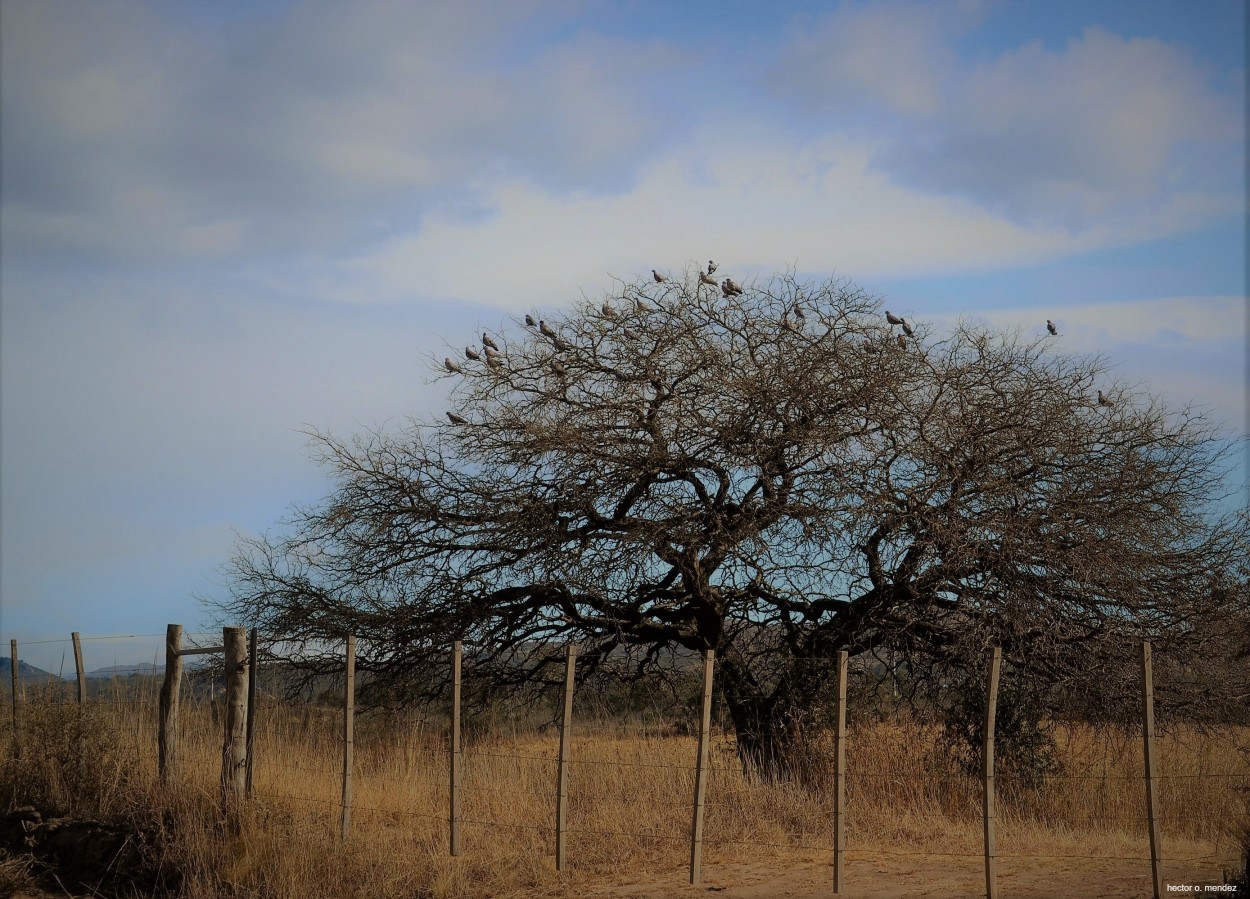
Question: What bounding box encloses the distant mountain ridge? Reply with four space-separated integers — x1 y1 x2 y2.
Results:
0 658 60 681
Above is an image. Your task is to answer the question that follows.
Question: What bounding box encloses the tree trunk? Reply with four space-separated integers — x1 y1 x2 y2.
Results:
717 657 826 782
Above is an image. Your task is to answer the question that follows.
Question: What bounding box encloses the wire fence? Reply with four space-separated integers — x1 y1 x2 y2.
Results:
4 629 1248 897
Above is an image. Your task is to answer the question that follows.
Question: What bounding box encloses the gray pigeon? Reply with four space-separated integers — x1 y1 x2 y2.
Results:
465 347 481 361
444 357 462 373
723 279 743 296
793 304 805 321
886 311 904 325
525 314 537 327
1097 390 1114 408
901 319 914 337
539 320 557 338
482 333 500 351
486 354 502 369
1047 320 1057 336
707 260 717 274
447 412 468 424
652 270 667 283
699 271 717 286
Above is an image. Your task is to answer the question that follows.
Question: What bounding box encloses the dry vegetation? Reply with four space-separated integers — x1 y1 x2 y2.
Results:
2 680 1247 898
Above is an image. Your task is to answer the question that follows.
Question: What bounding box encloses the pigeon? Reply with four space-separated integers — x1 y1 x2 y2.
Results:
652 270 667 283
623 328 639 340
482 333 500 351
1097 390 1114 408
447 412 468 425
444 357 462 373
901 319 914 337
551 360 567 376
793 304 806 321
721 282 733 298
602 302 617 318
465 347 481 361
897 334 908 349
886 311 904 325
635 298 648 313
707 260 718 274
1047 320 1058 336
783 317 797 331
539 320 557 338
723 279 743 296
699 271 718 286
525 314 537 328
486 354 502 369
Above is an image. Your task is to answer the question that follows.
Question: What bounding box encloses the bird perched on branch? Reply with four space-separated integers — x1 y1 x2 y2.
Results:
444 357 462 373
707 260 718 274
482 333 500 351
602 302 617 318
1047 320 1058 336
525 314 537 327
486 354 502 370
793 304 805 322
1097 390 1114 408
901 319 914 337
723 279 743 296
699 271 717 286
551 360 566 376
652 270 667 283
447 412 468 424
539 320 557 338
897 334 908 349
886 311 904 325
465 347 481 361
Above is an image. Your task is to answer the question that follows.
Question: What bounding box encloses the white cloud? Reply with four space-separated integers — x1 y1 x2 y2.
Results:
339 130 1232 311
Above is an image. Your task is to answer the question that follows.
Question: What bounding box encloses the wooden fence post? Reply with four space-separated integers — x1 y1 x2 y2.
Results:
9 639 19 758
341 634 355 841
556 643 577 871
833 650 849 894
72 633 86 704
245 628 257 797
159 625 183 783
689 648 715 885
450 640 462 857
220 626 248 821
1142 641 1164 899
983 646 1002 899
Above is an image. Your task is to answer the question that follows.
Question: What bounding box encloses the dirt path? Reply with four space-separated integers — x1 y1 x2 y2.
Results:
582 851 1243 898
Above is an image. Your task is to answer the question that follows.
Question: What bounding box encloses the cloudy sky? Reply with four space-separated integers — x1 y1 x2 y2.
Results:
2 0 1245 672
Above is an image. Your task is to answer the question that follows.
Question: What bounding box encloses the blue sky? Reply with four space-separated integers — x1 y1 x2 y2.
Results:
1 0 1245 672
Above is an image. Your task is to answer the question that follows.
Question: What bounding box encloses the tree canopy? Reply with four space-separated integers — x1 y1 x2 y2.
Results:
220 269 1250 772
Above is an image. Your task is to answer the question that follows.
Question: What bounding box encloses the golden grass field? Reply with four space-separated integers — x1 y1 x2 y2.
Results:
2 681 1247 898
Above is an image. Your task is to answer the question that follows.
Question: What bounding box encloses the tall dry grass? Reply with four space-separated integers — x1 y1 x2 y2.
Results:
2 680 1246 898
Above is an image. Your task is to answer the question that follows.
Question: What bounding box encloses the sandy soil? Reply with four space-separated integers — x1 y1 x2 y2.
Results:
582 851 1244 898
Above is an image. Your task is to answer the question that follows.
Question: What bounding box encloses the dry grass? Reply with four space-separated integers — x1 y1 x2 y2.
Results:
2 682 1247 898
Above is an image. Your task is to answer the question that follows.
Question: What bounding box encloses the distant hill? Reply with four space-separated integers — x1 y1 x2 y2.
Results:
85 663 164 679
0 658 61 683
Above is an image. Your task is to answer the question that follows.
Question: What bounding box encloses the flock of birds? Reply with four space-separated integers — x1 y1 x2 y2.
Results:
442 265 1114 420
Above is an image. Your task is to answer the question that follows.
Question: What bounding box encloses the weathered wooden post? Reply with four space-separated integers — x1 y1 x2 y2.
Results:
1142 641 1164 899
72 633 86 704
158 625 183 782
9 639 19 758
832 650 848 894
689 648 715 885
341 634 355 841
556 643 577 871
220 626 248 821
983 646 1002 899
450 640 462 857
245 628 257 797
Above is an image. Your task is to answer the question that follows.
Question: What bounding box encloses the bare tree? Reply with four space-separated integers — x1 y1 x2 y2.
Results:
219 269 1249 776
